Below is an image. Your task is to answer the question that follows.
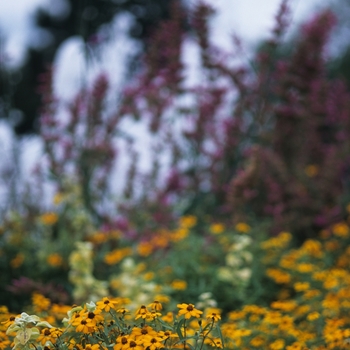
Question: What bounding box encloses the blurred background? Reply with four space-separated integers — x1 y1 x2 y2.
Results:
0 0 341 136
0 0 349 212
1 0 350 315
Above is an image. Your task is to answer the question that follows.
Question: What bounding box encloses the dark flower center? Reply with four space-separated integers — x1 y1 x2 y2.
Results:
187 305 194 311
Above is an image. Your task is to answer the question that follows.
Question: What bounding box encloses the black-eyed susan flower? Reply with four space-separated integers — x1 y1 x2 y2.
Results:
96 297 119 312
131 325 157 339
206 312 221 322
37 328 62 346
204 337 223 348
116 307 129 315
73 319 93 334
1 315 16 328
135 305 150 320
114 335 142 350
148 300 162 311
177 303 203 319
85 309 104 327
158 329 178 340
141 335 164 350
82 344 100 350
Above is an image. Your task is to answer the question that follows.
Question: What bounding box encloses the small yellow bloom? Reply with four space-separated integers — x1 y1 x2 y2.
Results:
161 312 174 323
40 212 58 225
47 253 63 267
235 222 251 233
206 312 221 322
307 311 320 321
332 222 349 237
250 336 266 347
83 344 100 350
137 241 154 257
266 268 291 284
177 303 203 319
135 305 150 320
148 301 162 311
179 215 197 228
104 247 132 265
294 282 310 292
210 223 225 235
32 293 51 312
304 164 319 177
204 337 223 348
270 339 285 350
171 279 187 290
96 297 119 312
11 253 25 268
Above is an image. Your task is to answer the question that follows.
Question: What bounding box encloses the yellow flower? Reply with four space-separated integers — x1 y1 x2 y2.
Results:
177 303 203 319
85 309 104 326
37 328 62 346
32 293 51 312
179 215 197 228
266 268 291 284
148 301 162 311
74 319 94 333
235 222 251 233
301 239 323 258
47 253 63 267
332 222 349 237
286 342 307 350
135 305 150 320
171 279 187 290
204 337 223 348
294 282 310 292
296 263 314 273
161 311 174 323
206 312 221 322
137 241 154 257
131 325 157 339
270 339 285 349
10 253 25 268
141 335 164 350
40 212 58 225
250 336 266 347
83 344 100 350
270 300 297 312
307 311 320 321
114 335 143 350
104 247 132 265
96 297 119 312
210 223 225 235
304 164 319 177
1 315 16 328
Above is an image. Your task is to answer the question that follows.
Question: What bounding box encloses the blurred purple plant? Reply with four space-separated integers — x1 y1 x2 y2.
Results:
7 276 70 304
36 1 350 238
